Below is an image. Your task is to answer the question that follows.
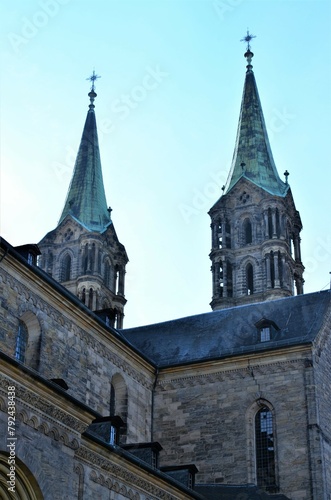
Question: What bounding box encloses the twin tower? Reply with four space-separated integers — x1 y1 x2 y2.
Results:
38 47 304 326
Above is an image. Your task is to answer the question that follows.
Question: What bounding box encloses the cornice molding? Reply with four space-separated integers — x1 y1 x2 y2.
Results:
76 446 183 500
157 358 306 390
0 268 152 388
0 376 86 438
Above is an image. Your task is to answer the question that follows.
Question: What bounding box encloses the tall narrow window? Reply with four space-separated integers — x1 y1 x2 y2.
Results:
218 222 223 248
61 254 71 281
225 221 231 248
15 321 28 363
88 288 93 309
82 244 88 273
255 407 276 491
267 208 273 239
110 383 115 415
219 262 224 297
246 263 254 295
104 261 111 288
244 219 252 244
275 208 280 238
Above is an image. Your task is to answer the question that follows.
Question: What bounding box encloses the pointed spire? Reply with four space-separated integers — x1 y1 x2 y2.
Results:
59 72 111 232
223 34 288 197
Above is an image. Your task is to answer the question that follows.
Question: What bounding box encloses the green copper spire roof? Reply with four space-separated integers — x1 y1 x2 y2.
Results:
59 79 111 232
224 45 288 197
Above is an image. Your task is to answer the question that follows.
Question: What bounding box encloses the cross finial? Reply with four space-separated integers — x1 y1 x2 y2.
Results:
86 70 101 92
240 29 256 51
284 170 289 184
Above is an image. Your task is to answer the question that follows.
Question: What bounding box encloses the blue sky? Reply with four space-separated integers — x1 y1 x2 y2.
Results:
1 0 331 327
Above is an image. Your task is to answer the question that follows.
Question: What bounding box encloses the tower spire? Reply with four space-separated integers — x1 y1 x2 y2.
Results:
222 34 288 197
38 72 128 327
58 71 111 232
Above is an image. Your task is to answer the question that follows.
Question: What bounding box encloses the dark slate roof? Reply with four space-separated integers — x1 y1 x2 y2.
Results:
121 291 331 367
221 56 288 198
195 484 290 500
59 94 111 232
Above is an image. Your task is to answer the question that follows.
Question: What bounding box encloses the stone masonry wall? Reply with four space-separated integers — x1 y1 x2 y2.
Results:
313 306 331 499
0 259 154 444
154 351 313 500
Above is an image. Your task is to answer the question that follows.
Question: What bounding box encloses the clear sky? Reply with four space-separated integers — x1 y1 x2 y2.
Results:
1 0 331 328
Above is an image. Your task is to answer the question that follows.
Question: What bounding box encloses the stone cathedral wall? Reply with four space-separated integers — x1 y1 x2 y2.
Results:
153 351 313 500
0 252 154 445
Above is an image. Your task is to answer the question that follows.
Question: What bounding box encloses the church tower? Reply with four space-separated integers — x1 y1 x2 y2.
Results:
209 36 304 311
38 73 128 327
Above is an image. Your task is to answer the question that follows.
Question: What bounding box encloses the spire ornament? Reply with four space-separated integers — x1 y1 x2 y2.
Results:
86 70 101 92
86 70 101 109
241 30 256 72
240 29 256 51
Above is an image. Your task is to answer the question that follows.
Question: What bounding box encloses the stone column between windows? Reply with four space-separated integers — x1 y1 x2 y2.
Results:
293 233 300 262
273 252 280 288
266 254 271 288
118 268 125 296
223 259 227 298
211 221 218 249
271 209 277 238
117 311 124 329
222 218 226 248
281 254 286 289
263 211 269 240
86 244 92 273
211 262 219 297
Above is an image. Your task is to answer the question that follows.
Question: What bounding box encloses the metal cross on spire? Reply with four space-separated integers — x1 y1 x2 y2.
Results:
86 70 101 92
240 29 256 51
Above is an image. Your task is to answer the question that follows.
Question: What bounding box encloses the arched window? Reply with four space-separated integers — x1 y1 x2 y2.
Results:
110 374 128 423
61 254 71 282
15 320 28 363
0 453 43 499
255 407 276 491
14 313 41 370
244 219 252 244
246 263 254 295
88 288 94 309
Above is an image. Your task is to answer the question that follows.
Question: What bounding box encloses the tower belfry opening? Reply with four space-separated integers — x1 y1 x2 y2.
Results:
209 36 304 310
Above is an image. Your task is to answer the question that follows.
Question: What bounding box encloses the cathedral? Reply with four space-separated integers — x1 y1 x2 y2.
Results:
0 38 330 500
